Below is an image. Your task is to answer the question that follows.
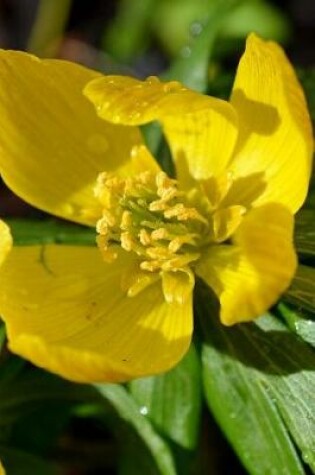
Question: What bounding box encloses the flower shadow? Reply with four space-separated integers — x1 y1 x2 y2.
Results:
195 279 315 375
231 89 280 157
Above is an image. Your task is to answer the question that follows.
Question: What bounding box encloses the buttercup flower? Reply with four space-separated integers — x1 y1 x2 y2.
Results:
0 34 312 382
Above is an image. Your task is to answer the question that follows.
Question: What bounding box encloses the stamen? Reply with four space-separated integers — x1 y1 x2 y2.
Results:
139 229 151 246
120 211 132 230
94 169 246 282
120 232 134 252
151 228 169 241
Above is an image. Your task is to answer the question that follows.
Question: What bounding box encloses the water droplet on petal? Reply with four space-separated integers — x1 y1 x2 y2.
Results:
24 302 39 311
227 170 234 182
101 101 110 111
163 81 183 93
112 113 121 123
128 111 141 121
19 289 29 296
145 76 160 85
60 203 75 217
51 277 89 300
130 145 139 159
87 135 109 154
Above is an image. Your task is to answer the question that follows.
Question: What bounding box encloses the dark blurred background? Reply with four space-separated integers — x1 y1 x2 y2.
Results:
0 0 314 73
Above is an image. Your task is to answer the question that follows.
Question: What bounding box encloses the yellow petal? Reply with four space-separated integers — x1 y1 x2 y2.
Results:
84 75 238 185
212 205 246 242
129 143 161 174
229 34 313 213
0 461 5 475
161 268 195 305
0 246 192 382
0 221 12 266
195 203 297 325
0 50 143 225
163 108 238 187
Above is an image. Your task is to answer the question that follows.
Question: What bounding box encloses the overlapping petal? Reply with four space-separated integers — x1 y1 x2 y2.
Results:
0 245 192 382
0 50 143 225
195 203 296 325
0 221 12 267
84 75 238 186
229 34 313 213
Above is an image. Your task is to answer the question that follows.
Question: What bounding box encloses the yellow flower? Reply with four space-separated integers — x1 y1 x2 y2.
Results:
0 460 5 475
0 34 312 382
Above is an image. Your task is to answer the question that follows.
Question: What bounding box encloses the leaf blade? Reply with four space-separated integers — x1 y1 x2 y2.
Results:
196 282 308 474
94 384 177 475
129 345 202 450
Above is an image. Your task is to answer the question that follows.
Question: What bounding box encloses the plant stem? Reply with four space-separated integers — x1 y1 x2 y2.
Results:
27 0 72 57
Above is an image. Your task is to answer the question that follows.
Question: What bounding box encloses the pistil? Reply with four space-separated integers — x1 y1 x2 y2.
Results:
94 169 247 280
95 171 211 272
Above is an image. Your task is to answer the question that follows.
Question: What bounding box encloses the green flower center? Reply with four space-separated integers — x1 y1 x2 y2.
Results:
94 170 246 275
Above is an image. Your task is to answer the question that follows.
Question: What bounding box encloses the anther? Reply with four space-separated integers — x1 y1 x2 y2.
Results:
139 229 151 246
151 228 169 241
121 232 134 251
120 211 132 230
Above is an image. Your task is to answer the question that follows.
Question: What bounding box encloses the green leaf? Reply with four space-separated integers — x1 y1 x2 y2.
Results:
0 446 57 475
298 69 315 126
0 354 26 398
220 0 290 43
0 324 6 350
284 265 315 316
295 210 315 258
9 401 73 455
7 218 95 246
94 384 177 475
154 0 289 58
143 1 232 158
129 345 202 450
145 1 239 166
207 71 234 100
196 281 315 474
0 362 97 430
299 69 315 210
103 0 156 62
277 302 315 348
164 0 240 92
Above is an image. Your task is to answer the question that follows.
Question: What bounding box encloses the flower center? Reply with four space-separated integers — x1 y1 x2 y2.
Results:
94 170 246 275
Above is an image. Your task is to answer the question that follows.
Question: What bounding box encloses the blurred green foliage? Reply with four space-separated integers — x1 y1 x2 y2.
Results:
104 0 291 64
